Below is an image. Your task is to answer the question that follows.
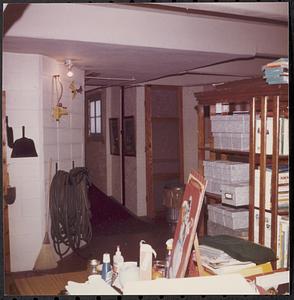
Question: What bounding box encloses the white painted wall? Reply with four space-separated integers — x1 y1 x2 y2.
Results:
110 87 122 204
3 52 44 272
42 56 85 259
105 86 146 216
3 52 85 271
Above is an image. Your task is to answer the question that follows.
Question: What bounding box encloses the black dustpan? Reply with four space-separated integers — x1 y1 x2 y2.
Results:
11 126 38 158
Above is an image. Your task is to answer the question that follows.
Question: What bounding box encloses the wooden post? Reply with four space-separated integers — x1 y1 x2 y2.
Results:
259 96 268 245
249 97 256 241
197 104 205 175
271 96 279 269
145 86 155 218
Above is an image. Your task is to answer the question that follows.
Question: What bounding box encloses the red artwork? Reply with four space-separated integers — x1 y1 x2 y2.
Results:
169 170 207 278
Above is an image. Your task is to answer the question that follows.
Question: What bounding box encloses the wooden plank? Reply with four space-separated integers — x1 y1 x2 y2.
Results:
14 271 88 295
153 158 179 163
270 96 279 270
259 96 268 245
197 104 205 175
178 86 184 184
152 173 179 180
145 86 155 218
151 117 179 121
195 78 288 105
249 97 256 242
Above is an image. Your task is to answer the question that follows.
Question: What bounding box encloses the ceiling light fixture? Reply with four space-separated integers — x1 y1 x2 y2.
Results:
65 59 74 78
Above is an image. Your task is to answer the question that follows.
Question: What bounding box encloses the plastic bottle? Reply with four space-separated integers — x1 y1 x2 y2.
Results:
101 253 112 285
112 246 124 283
165 238 173 278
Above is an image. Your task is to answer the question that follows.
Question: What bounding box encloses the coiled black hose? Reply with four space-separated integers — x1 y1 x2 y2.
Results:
49 167 92 259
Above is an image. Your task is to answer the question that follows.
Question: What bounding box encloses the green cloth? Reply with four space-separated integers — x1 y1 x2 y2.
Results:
200 235 276 265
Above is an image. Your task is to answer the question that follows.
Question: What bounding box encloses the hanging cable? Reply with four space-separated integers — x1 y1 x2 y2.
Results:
49 167 92 259
53 75 63 104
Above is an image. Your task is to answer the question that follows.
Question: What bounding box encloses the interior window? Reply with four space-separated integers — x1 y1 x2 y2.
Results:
89 99 102 136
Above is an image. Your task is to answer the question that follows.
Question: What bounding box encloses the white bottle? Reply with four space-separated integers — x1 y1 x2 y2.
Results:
139 240 157 281
113 246 124 282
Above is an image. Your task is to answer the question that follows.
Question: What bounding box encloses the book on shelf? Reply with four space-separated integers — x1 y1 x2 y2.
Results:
254 210 289 269
262 58 288 69
254 166 289 210
278 184 289 193
255 117 288 155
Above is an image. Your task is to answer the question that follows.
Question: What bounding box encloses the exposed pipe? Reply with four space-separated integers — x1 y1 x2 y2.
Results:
85 54 277 92
121 86 126 206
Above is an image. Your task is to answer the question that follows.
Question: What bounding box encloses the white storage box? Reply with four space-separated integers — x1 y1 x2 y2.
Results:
207 204 249 229
229 114 250 133
211 114 249 133
207 220 248 239
210 115 230 132
204 160 249 184
206 178 223 195
213 133 249 151
221 183 249 207
231 133 249 151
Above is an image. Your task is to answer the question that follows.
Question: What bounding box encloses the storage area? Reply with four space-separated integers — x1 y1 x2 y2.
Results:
195 77 289 270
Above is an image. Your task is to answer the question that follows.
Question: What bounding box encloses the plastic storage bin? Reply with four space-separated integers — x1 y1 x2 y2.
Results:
221 183 249 207
207 203 249 229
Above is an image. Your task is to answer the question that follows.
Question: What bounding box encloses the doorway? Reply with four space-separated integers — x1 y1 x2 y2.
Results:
145 85 184 218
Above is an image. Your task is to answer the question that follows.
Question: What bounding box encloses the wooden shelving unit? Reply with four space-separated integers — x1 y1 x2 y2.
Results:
195 78 288 268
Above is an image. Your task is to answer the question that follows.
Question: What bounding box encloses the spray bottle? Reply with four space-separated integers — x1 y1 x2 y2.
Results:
165 238 173 278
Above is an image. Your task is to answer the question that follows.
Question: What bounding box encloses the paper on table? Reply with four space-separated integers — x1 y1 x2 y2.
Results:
255 271 289 290
123 273 259 295
65 275 120 295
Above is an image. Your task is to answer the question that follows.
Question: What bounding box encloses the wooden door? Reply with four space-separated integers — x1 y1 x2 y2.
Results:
145 85 183 218
2 91 11 273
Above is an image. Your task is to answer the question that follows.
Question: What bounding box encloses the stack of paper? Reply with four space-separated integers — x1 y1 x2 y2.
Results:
199 245 256 275
65 275 120 295
262 58 288 84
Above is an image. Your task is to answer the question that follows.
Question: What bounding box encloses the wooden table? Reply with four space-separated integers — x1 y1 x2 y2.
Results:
13 271 88 295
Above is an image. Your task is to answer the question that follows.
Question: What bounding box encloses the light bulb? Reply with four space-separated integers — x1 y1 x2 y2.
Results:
67 70 74 78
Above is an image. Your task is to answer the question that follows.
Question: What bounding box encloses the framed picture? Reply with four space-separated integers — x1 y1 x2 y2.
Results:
123 116 136 156
109 118 120 155
169 170 207 278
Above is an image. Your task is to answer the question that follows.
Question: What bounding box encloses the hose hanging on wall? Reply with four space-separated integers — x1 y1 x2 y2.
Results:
49 167 92 259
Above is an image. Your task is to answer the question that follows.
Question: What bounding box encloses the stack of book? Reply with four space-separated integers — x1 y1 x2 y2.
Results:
255 116 289 155
254 211 289 269
254 165 289 211
262 58 288 84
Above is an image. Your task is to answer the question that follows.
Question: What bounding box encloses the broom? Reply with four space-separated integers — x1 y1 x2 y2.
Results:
33 158 58 271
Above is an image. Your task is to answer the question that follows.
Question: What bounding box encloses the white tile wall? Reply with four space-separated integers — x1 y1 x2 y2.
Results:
72 143 83 159
43 127 58 145
3 52 85 271
6 89 41 111
59 143 71 160
21 197 42 217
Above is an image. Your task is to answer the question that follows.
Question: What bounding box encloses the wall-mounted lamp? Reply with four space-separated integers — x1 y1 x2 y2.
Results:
65 59 74 78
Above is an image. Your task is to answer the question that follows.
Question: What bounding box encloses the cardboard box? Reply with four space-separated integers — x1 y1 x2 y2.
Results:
221 183 249 207
208 204 249 229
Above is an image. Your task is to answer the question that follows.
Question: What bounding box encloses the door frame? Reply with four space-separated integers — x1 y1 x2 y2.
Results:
145 85 184 218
